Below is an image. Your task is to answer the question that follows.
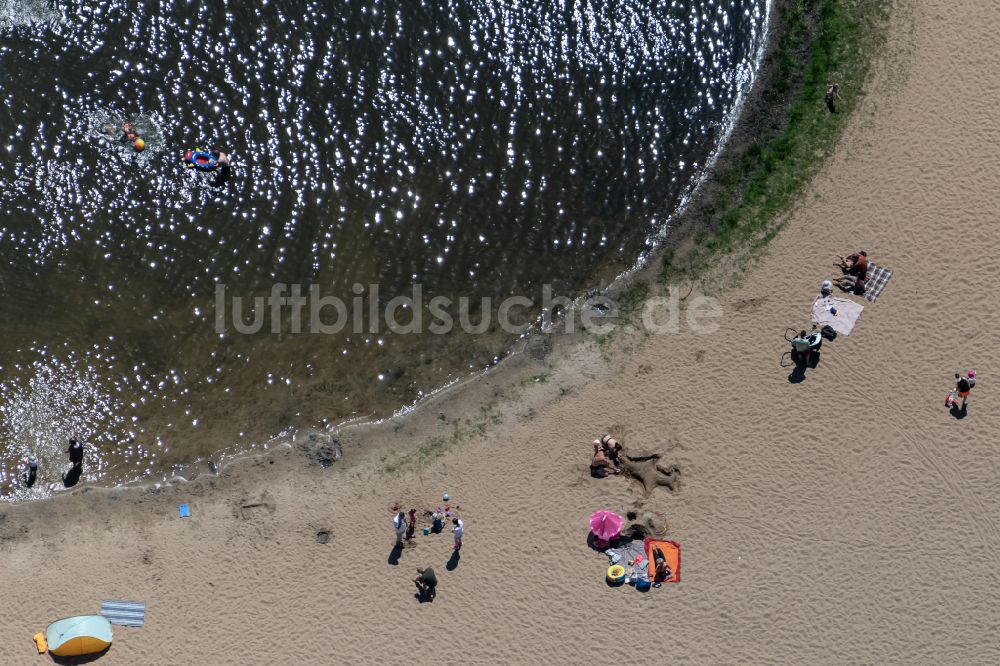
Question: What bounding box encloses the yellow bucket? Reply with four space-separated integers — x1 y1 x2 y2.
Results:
607 564 626 583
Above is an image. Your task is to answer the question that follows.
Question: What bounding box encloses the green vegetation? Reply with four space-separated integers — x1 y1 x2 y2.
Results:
617 281 650 318
382 393 505 474
661 0 890 282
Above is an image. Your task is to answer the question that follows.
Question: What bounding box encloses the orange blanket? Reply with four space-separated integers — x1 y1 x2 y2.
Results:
644 539 681 583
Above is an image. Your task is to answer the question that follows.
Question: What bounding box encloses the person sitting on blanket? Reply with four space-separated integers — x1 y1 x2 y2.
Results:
590 442 620 478
835 250 869 292
653 545 673 582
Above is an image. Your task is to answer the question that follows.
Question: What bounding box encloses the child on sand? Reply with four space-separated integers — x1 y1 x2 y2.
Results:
452 517 464 550
406 509 417 541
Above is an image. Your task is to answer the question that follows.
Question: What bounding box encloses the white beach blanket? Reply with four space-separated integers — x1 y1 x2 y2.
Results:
811 296 864 336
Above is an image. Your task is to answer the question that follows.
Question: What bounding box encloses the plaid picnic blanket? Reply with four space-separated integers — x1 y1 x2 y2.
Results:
604 539 650 583
863 263 892 302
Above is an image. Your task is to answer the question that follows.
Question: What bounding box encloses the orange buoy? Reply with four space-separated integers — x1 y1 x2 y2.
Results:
134 138 145 152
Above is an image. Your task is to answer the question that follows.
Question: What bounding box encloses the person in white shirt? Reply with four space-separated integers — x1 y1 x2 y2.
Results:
452 517 464 550
394 511 407 546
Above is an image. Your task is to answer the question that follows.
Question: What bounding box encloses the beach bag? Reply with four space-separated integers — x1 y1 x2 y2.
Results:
820 325 837 341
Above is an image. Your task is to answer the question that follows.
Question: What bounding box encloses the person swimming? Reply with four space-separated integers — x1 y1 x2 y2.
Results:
121 122 138 143
211 149 231 186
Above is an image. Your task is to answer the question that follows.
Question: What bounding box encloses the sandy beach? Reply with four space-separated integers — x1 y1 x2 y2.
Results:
3 0 1000 663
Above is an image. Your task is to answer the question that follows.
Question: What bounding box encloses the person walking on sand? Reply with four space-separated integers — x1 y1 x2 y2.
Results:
67 439 84 469
825 83 840 113
394 511 407 546
954 372 972 408
452 517 464 550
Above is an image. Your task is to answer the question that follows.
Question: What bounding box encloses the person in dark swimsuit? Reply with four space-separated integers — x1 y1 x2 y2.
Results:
653 546 673 582
67 438 83 469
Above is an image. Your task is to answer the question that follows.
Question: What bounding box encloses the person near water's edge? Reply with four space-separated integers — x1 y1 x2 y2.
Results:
67 438 83 469
21 456 37 488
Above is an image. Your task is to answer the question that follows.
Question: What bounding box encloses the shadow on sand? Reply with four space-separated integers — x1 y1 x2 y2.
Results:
51 647 111 665
787 350 821 384
387 544 403 566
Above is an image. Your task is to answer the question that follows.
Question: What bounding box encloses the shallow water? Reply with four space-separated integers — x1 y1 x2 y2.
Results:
0 0 768 497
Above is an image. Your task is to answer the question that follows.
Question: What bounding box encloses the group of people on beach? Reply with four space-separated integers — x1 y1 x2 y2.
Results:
391 507 464 601
948 370 976 410
790 247 980 413
590 434 623 478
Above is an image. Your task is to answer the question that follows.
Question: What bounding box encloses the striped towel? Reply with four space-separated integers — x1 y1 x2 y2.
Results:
101 600 145 627
863 263 892 302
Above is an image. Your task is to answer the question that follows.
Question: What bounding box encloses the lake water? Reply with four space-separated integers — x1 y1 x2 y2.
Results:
0 0 768 497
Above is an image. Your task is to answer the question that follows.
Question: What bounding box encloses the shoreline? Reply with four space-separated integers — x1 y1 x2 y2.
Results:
5 0 790 505
10 0 785 503
19 0 1000 663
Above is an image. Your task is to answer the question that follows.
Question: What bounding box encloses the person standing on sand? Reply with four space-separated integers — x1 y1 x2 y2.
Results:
825 83 840 113
67 439 83 469
394 511 408 546
452 517 464 550
954 373 972 408
406 509 417 541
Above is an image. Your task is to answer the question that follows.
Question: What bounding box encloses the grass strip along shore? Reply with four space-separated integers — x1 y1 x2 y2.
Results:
660 0 891 284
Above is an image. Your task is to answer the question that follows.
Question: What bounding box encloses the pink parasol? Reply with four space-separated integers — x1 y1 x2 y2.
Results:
589 511 624 542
